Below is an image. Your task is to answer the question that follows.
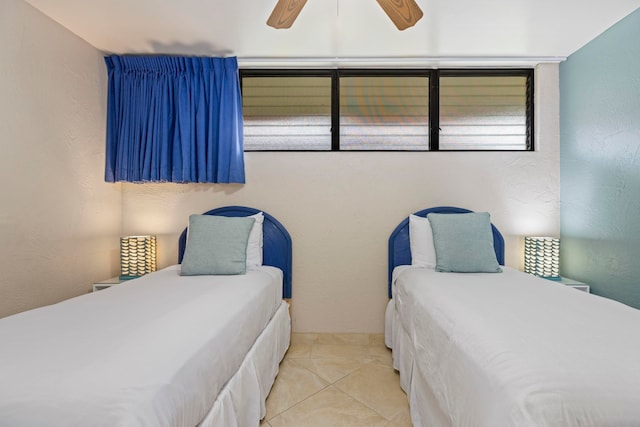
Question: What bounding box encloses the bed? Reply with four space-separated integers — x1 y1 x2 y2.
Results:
385 206 640 427
0 206 292 427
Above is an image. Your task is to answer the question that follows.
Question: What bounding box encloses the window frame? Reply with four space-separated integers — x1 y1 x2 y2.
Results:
240 68 534 152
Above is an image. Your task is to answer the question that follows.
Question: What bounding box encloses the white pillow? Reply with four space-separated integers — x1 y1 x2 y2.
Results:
409 214 436 268
246 212 264 269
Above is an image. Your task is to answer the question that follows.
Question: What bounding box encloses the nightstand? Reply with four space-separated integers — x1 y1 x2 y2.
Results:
92 277 123 292
557 277 590 293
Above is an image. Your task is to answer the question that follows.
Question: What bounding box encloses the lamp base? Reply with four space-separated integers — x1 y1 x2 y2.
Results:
542 276 562 281
119 275 141 281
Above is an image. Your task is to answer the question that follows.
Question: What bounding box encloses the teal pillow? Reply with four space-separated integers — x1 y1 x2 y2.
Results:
427 212 502 273
181 215 255 276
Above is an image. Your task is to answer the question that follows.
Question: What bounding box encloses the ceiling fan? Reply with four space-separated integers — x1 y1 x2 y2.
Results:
267 0 424 31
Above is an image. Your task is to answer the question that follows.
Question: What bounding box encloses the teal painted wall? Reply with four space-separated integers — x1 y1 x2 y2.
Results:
560 7 640 309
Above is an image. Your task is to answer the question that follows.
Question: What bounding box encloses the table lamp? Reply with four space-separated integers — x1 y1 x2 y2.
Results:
120 235 157 280
524 236 560 280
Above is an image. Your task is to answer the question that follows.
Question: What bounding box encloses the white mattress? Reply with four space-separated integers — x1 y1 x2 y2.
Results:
388 266 640 427
0 265 285 427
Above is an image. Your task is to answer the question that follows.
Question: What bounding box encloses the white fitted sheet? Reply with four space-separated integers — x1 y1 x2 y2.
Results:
0 265 285 427
388 266 640 427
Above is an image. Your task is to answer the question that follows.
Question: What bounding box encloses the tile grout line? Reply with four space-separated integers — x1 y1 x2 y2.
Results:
266 382 333 422
265 355 334 421
289 356 369 385
268 344 372 421
336 367 401 422
266 336 407 425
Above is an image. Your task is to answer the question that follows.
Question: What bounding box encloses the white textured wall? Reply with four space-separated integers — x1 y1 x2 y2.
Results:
122 63 560 333
0 0 121 318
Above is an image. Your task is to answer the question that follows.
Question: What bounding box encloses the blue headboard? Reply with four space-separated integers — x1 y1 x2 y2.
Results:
388 206 505 298
178 206 292 299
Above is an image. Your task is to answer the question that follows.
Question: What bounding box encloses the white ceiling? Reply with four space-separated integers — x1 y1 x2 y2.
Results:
23 0 640 66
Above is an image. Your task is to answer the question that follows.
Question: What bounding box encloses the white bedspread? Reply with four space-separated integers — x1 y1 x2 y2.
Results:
393 266 640 427
0 265 283 427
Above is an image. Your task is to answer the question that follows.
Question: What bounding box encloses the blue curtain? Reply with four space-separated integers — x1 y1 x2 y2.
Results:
104 56 245 183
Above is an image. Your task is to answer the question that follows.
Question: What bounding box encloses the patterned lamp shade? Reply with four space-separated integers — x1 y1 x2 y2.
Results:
120 235 157 280
524 236 560 280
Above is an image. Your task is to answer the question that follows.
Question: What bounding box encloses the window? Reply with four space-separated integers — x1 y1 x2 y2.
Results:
241 69 533 151
241 71 332 150
339 71 430 150
438 71 532 150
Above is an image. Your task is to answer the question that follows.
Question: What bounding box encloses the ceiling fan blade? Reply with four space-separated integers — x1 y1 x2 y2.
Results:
267 0 309 29
376 0 424 30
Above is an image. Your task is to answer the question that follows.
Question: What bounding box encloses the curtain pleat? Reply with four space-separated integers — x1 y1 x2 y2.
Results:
104 56 245 183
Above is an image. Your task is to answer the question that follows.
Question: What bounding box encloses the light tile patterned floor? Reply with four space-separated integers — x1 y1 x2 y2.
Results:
261 333 412 427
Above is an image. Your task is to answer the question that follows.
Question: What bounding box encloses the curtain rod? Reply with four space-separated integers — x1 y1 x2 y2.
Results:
237 56 566 67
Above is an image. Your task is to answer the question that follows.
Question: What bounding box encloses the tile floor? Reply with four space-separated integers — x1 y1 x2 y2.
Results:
262 333 412 427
